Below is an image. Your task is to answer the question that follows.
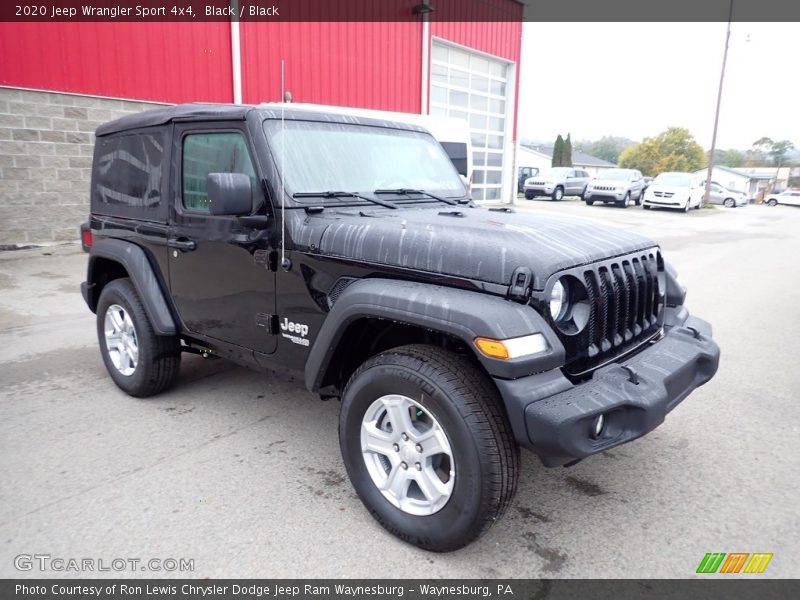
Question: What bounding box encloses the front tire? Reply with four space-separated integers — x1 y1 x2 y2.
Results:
767 198 777 206
96 278 181 398
683 200 691 212
339 345 519 552
724 198 735 208
525 191 534 200
552 187 564 201
617 192 631 208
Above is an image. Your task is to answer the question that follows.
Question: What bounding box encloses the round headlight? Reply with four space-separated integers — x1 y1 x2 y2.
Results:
549 279 569 321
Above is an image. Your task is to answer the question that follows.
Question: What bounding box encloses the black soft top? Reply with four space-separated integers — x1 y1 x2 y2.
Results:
96 103 428 137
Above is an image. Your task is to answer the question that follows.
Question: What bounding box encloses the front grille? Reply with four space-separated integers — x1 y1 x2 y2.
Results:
654 191 674 198
550 249 664 378
594 185 617 191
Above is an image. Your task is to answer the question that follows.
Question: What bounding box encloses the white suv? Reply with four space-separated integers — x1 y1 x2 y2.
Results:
642 172 705 212
766 189 800 207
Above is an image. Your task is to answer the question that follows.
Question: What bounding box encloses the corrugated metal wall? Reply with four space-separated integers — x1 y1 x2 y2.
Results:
0 2 523 121
0 22 233 103
240 21 422 112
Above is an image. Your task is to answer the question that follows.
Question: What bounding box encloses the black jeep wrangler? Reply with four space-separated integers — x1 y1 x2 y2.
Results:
80 104 720 551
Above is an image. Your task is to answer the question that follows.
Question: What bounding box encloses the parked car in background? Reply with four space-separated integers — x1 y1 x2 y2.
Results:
705 182 748 207
523 167 591 201
765 189 800 207
518 166 539 193
584 168 645 208
642 172 705 212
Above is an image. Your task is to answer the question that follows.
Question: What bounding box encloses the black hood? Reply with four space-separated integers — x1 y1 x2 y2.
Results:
293 205 656 290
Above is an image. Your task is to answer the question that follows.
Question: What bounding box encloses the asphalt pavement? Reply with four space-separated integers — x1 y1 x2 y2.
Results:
1 200 798 578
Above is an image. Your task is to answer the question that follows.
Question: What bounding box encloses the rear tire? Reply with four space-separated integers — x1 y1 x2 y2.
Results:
339 345 519 552
552 187 564 201
96 278 181 398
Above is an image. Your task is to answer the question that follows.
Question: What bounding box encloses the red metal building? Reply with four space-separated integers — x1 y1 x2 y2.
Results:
0 2 524 201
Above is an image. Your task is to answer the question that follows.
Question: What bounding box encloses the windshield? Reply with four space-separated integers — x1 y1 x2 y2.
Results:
541 167 572 178
264 120 466 200
596 169 631 181
653 173 693 187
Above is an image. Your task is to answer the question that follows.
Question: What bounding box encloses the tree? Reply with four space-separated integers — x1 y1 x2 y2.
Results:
618 127 705 176
722 149 745 168
580 136 635 164
563 133 573 167
767 139 795 168
552 134 565 167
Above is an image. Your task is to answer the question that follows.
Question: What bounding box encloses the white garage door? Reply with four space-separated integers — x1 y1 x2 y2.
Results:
429 40 511 202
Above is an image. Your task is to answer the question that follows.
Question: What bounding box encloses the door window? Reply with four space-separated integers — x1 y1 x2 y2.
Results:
182 132 256 213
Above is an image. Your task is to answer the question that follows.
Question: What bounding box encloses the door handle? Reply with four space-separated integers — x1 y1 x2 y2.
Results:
167 238 196 252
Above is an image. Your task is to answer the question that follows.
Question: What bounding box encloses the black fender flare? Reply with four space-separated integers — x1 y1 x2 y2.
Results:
84 238 177 336
304 278 565 391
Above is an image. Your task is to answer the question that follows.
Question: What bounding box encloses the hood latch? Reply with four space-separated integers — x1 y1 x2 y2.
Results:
507 266 533 302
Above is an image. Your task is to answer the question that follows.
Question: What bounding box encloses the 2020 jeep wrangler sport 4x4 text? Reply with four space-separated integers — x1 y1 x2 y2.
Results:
80 104 720 552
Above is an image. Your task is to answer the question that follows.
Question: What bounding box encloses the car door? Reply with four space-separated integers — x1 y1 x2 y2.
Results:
579 170 591 193
708 183 724 204
629 171 641 198
167 123 278 354
565 169 580 195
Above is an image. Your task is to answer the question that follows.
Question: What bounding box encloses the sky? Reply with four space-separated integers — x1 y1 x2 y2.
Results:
517 22 799 151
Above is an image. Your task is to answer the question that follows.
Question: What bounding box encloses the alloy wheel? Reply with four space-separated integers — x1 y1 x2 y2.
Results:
360 394 455 516
103 304 139 376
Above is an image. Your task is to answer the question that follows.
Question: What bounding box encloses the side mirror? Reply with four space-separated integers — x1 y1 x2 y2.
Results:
207 173 251 216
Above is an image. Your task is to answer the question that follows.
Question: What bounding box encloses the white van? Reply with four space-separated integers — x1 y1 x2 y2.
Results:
260 102 473 188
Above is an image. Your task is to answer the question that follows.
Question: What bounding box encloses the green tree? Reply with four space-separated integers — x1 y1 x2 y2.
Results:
552 134 565 167
722 149 745 168
564 133 573 167
581 136 634 164
618 127 705 176
767 139 795 168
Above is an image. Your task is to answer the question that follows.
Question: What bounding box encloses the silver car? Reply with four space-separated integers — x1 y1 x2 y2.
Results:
705 182 748 207
584 168 645 208
523 167 592 201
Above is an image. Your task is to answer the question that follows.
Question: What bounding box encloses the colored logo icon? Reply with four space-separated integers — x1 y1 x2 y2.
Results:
696 553 773 574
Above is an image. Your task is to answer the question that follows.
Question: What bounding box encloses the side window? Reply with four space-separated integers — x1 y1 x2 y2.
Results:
182 132 256 213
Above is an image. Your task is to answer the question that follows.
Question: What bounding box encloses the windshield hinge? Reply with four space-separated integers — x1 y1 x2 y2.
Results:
507 266 533 302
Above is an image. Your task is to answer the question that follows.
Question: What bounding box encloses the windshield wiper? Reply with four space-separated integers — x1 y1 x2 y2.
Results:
374 188 459 206
292 191 397 209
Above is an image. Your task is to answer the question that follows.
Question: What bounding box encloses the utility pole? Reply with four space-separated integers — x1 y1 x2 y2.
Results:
703 0 734 207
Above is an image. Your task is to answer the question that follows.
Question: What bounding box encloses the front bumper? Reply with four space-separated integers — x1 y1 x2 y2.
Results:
524 185 554 196
643 197 686 208
494 311 720 467
585 189 626 201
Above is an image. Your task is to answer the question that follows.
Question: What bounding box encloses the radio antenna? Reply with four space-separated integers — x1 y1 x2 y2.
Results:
280 59 287 269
